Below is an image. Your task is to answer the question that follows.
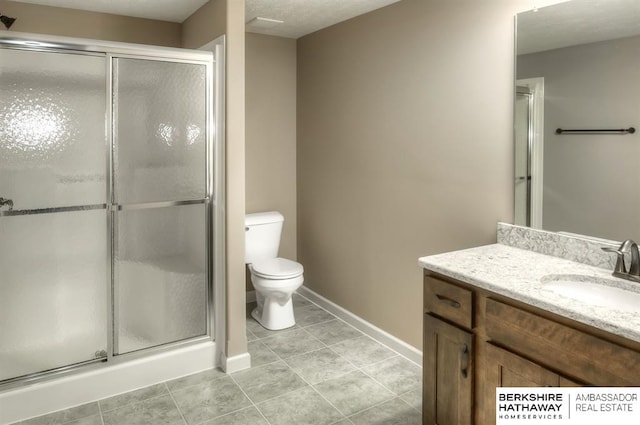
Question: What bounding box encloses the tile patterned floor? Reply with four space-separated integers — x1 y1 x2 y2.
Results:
14 294 422 425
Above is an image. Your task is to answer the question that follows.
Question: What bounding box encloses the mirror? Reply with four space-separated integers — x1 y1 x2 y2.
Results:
515 0 640 242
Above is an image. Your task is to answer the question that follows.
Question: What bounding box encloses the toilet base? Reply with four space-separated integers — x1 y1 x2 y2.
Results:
250 274 304 330
251 304 295 331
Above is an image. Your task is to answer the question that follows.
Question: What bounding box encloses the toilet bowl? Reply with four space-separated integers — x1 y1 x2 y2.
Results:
245 212 305 330
249 258 304 330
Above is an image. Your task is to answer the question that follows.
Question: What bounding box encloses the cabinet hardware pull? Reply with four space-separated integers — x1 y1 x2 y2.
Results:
435 294 461 308
461 343 469 378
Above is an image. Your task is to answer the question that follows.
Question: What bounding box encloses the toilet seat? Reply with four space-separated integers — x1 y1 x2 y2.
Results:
250 258 303 280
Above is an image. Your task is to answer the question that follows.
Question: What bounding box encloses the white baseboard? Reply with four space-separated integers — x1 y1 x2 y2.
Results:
221 352 251 374
297 286 423 366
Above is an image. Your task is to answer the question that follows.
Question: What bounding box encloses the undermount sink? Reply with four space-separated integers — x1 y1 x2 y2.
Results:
541 274 640 314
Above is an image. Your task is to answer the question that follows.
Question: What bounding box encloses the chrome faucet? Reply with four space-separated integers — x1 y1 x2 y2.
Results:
0 197 13 211
602 239 640 282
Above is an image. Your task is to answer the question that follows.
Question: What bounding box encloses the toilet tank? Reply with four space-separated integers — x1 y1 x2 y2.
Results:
245 211 284 264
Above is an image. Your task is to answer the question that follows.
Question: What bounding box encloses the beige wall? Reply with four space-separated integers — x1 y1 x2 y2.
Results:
184 0 248 359
181 0 226 49
296 0 553 349
518 35 640 242
0 0 180 46
222 0 247 359
246 33 297 260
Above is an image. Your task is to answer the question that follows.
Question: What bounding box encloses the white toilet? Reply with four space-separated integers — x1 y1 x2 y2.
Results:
245 211 304 330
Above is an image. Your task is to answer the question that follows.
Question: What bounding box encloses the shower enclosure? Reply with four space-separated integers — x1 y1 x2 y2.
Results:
0 34 220 386
514 86 533 226
514 78 544 229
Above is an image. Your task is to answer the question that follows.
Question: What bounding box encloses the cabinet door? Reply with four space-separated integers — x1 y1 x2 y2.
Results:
482 343 559 425
423 314 473 425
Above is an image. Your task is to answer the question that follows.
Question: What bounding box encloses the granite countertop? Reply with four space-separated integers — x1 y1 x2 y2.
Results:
419 243 640 344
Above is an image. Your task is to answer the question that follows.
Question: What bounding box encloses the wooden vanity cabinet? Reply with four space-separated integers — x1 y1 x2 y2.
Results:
423 271 640 425
423 275 474 425
423 314 473 425
481 343 581 423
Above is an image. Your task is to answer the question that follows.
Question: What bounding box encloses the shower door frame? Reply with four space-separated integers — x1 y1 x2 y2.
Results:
0 32 222 389
514 77 544 230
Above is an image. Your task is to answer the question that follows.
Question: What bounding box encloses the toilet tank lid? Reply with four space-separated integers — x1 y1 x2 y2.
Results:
245 211 284 226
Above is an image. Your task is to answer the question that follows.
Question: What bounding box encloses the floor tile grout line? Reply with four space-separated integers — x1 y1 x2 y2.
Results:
297 322 332 345
308 302 420 368
259 327 332 361
249 339 282 366
320 333 402 371
30 403 103 425
327 340 391 370
227 373 274 425
307 385 349 421
298 316 340 329
329 419 352 425
240 380 312 408
97 398 106 425
97 391 174 415
325 346 364 371
270 340 361 388
356 361 419 399
294 342 360 380
299 321 372 353
295 294 422 368
293 302 329 313
251 298 421 400
167 374 269 425
163 372 228 395
345 395 413 421
235 357 347 421
284 363 350 422
248 325 302 341
164 382 189 425
326 332 403 358
314 375 397 420
272 318 402 424
198 405 262 425
354 353 400 371
305 315 364 336
396 390 422 415
281 343 354 366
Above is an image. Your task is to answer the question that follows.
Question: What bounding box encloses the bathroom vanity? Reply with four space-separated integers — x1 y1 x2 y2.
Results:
419 225 640 425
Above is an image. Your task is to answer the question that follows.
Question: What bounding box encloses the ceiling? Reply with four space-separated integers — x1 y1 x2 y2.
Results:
518 0 640 54
9 0 210 23
245 0 401 39
9 0 402 39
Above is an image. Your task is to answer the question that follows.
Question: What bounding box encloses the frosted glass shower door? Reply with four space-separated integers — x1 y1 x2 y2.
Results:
112 58 209 354
0 49 108 382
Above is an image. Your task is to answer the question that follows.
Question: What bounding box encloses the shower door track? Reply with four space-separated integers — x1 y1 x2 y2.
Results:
0 335 213 387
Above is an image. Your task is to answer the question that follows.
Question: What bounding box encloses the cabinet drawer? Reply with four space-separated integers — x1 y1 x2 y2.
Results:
424 274 473 329
485 298 640 386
